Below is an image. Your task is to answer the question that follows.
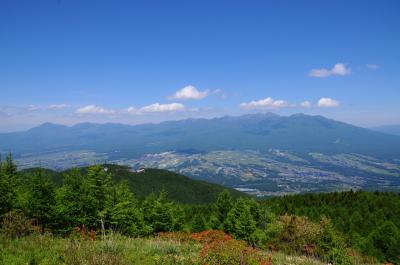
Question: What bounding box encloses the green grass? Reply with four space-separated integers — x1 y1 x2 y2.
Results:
0 234 328 265
0 234 202 265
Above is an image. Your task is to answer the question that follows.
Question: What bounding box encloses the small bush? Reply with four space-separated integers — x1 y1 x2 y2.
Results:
1 210 38 238
192 230 272 265
191 230 233 244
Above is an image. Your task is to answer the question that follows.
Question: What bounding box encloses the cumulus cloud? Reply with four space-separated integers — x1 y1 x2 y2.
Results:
309 63 351 78
127 103 185 114
140 102 185 113
300 101 311 108
169 85 209 100
27 105 40 112
75 105 116 114
127 106 138 114
240 97 290 110
48 104 69 110
317 97 340 107
366 64 379 69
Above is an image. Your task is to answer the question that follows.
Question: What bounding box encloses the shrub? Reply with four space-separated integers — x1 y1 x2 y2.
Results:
0 210 38 238
192 230 272 265
265 215 355 264
191 230 233 244
268 215 321 254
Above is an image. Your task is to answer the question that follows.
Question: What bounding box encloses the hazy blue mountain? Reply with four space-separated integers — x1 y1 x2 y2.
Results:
371 124 400 136
1 113 400 159
3 113 400 195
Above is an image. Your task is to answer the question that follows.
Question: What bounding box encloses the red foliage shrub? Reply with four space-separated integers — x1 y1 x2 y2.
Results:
191 230 233 244
192 230 272 265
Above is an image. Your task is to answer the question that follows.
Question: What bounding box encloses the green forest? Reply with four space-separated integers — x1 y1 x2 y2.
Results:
1 154 400 265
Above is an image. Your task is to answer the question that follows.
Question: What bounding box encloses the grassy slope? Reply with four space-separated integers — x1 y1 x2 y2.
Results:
0 234 326 265
19 165 245 204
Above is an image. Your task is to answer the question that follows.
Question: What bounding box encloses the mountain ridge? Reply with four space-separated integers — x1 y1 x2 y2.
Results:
1 113 400 159
372 124 400 136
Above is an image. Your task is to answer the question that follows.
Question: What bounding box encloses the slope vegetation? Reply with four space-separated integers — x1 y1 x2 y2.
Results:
19 165 245 204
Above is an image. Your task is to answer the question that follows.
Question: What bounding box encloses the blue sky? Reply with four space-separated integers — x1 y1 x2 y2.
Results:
1 0 399 132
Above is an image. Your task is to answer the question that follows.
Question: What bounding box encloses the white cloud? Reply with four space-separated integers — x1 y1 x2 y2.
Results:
212 88 229 99
127 106 138 114
48 104 69 110
138 103 185 113
366 64 379 69
240 97 290 110
300 101 311 108
27 105 40 112
309 63 351 78
169 85 209 100
75 105 116 114
317 97 340 107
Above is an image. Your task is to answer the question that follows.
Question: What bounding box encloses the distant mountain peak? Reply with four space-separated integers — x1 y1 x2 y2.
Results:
29 122 67 132
217 112 280 121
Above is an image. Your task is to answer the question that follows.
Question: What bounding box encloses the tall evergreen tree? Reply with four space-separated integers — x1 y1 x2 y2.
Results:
27 169 56 233
84 165 113 228
55 169 87 232
107 181 143 236
224 198 259 244
0 153 18 218
213 190 233 228
142 191 183 233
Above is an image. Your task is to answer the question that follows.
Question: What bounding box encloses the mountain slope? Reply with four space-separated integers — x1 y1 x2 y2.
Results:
19 165 245 204
372 124 400 136
2 113 400 159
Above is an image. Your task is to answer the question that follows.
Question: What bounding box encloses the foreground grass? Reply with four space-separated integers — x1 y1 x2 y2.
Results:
0 234 327 265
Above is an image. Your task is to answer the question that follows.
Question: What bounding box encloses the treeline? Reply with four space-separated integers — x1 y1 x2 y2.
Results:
265 190 400 264
1 154 399 264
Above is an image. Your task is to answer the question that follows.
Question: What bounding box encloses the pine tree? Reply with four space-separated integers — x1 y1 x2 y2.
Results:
224 198 258 244
213 190 233 228
0 153 18 218
27 169 56 233
142 191 182 234
55 169 87 232
84 165 113 228
107 181 143 236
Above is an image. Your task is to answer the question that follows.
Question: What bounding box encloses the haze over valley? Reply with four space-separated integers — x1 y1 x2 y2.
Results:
3 113 400 196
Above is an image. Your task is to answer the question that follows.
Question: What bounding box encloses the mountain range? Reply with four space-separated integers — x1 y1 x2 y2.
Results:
2 113 400 158
1 113 400 195
372 124 400 136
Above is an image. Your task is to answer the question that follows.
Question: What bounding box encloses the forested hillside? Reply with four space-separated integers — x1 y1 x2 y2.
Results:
1 154 399 264
19 165 244 204
265 191 400 264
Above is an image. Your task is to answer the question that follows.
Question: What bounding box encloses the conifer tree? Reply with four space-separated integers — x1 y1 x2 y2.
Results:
224 198 259 244
27 169 56 233
0 153 18 218
55 169 87 232
107 181 143 236
84 165 113 228
142 191 182 233
213 190 233 228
